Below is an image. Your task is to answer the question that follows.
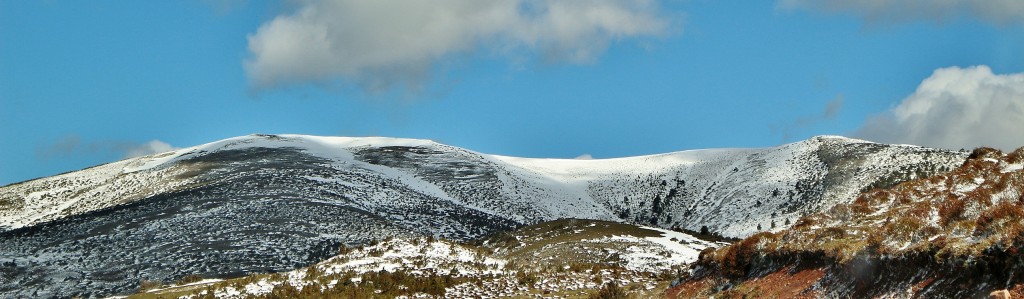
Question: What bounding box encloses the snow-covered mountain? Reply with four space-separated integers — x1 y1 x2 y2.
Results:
0 134 965 298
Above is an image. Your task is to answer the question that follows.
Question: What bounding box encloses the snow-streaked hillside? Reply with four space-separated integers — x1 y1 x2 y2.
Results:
129 219 723 299
674 147 1024 298
1 134 965 236
0 134 965 298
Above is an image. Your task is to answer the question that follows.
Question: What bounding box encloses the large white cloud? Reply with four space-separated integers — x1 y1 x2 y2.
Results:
245 0 669 91
856 65 1024 151
778 0 1024 25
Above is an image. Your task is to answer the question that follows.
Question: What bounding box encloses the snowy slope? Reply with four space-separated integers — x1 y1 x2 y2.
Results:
0 134 965 298
0 134 966 237
133 219 722 299
491 135 965 236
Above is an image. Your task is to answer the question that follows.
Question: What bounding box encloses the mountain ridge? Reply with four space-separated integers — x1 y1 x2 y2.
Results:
0 133 958 236
0 134 966 298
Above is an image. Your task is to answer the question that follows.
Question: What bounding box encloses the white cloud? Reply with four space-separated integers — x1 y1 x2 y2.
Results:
122 140 177 158
574 153 594 160
778 0 1024 25
772 93 844 141
856 65 1024 151
38 137 178 160
245 0 670 92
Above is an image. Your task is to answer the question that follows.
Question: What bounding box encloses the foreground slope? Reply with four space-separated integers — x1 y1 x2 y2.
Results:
674 147 1024 298
0 134 964 297
127 219 722 299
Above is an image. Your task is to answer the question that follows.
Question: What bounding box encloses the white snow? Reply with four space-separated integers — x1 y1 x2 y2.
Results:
1 133 967 240
585 226 719 272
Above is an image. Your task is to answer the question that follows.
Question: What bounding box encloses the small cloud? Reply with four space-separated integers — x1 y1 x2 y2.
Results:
778 0 1024 26
38 135 84 158
772 93 844 141
245 0 672 94
122 140 177 158
822 94 843 119
855 65 1024 151
574 153 595 160
37 136 178 160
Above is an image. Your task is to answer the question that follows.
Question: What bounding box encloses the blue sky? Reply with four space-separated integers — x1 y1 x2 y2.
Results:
2 0 1024 185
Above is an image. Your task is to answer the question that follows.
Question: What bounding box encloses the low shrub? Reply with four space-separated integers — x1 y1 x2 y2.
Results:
177 274 204 285
588 281 628 299
1007 147 1024 164
966 147 1002 162
516 271 538 286
975 201 1024 236
938 195 967 227
138 279 163 292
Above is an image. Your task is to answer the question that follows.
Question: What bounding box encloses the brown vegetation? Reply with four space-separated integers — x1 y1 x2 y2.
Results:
176 274 204 285
681 146 1024 298
588 281 628 299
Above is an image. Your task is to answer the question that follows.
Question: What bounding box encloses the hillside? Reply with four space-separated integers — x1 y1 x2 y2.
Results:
672 147 1024 298
122 219 721 299
0 134 964 298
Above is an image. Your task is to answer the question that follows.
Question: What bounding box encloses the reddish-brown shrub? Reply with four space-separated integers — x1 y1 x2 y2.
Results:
967 147 1003 162
176 274 203 285
1007 147 1024 164
873 190 891 202
850 202 872 215
994 173 1012 192
960 159 1001 182
965 187 995 206
884 216 925 241
906 201 932 218
588 282 627 299
930 235 948 250
975 201 1024 236
865 232 884 254
919 225 940 238
792 216 816 230
851 196 874 215
939 195 967 227
999 222 1024 248
893 192 912 204
718 232 778 278
819 227 847 240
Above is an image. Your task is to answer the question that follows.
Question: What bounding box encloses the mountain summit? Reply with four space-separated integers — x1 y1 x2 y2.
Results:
0 134 964 297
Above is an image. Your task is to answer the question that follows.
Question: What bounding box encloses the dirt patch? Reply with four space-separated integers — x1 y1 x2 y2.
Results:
730 267 824 298
910 277 935 295
665 278 716 298
667 267 824 299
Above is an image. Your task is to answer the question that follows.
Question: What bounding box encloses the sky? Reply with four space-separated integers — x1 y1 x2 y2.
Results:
2 0 1023 185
